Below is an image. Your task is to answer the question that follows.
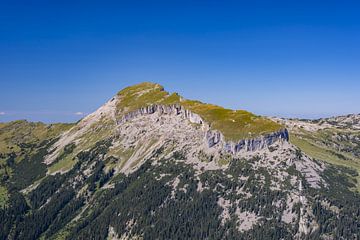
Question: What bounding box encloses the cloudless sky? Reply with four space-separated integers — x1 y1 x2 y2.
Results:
1 0 359 123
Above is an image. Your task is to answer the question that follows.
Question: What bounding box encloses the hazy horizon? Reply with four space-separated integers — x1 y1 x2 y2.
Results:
0 80 358 124
1 1 359 123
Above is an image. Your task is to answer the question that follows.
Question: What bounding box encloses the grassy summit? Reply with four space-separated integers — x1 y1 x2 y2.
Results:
116 82 283 141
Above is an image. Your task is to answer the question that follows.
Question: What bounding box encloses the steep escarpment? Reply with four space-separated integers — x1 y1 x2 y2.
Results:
223 129 289 153
117 103 289 154
115 82 284 141
118 104 204 125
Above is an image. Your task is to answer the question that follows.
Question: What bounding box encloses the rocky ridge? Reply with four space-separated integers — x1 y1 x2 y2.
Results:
316 114 360 130
117 104 289 154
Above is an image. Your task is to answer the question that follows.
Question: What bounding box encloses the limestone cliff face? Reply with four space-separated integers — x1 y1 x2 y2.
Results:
117 104 288 153
118 104 203 125
223 129 289 153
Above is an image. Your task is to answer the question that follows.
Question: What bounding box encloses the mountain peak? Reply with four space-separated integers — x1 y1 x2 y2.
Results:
118 82 164 95
114 82 283 141
116 82 177 115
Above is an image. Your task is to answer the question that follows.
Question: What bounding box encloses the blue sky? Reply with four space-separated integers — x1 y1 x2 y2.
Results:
1 1 359 123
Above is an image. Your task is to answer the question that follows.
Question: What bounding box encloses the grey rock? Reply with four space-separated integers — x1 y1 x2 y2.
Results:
117 104 289 153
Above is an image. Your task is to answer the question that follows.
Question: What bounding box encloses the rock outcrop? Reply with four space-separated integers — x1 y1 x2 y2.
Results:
117 104 289 153
117 104 203 125
224 129 289 153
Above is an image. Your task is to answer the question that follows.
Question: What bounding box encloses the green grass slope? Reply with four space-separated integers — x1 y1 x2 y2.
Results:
0 121 73 207
0 120 73 157
290 129 360 191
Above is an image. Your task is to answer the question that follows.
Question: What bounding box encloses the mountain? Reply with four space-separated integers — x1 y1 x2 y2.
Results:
0 82 359 240
272 115 360 191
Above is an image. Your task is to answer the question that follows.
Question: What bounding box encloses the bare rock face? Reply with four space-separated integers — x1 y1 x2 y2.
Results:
117 104 288 154
224 129 289 153
206 130 222 148
118 104 203 125
111 105 212 175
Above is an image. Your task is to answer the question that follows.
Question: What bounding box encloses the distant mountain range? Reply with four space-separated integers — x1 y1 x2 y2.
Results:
1 82 359 240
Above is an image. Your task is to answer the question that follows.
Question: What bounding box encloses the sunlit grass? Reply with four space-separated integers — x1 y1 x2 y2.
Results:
116 82 283 141
0 185 9 208
48 155 76 174
291 133 360 191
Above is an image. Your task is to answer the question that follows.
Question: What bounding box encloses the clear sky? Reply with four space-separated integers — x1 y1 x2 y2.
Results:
1 1 359 123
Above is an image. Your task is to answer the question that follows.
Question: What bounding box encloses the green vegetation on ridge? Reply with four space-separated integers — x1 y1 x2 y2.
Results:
116 82 283 141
